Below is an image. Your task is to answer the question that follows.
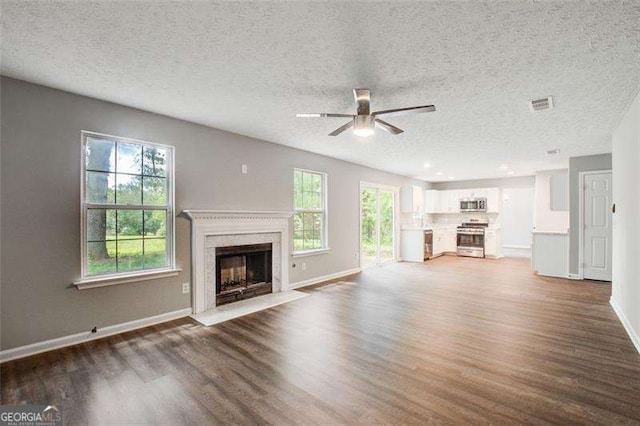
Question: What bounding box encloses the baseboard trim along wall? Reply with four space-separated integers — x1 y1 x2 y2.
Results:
610 298 640 355
0 308 193 363
502 245 532 259
289 267 362 290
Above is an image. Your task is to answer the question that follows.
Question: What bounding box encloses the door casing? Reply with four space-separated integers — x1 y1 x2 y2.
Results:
578 170 613 281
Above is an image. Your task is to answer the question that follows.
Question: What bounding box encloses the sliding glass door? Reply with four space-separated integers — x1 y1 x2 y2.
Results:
360 184 397 268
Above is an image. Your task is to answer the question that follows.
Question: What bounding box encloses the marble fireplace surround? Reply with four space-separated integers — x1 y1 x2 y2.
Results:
182 210 293 315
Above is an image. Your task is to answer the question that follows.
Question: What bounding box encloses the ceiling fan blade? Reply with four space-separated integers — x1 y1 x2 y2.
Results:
297 113 355 118
375 119 404 135
353 89 371 116
372 105 436 118
328 120 354 136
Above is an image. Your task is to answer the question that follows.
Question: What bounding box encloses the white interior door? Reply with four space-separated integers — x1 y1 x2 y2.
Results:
583 172 612 281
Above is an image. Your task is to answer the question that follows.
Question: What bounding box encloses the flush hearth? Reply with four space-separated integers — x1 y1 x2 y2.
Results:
215 243 273 306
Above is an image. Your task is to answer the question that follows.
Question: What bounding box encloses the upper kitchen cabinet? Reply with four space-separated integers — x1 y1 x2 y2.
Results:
458 188 487 199
440 190 460 213
486 188 501 213
426 189 459 213
424 190 439 213
401 185 424 213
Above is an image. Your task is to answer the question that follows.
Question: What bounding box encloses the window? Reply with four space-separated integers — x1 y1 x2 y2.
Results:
81 132 174 279
293 169 327 253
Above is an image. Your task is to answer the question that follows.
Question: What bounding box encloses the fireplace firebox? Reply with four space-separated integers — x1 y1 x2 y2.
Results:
215 243 272 306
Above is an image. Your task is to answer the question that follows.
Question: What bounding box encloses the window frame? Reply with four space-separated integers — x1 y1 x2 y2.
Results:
78 131 176 283
292 168 329 256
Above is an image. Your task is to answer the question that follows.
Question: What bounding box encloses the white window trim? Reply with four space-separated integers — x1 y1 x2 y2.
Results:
291 248 331 258
75 131 176 288
292 168 328 255
73 267 182 290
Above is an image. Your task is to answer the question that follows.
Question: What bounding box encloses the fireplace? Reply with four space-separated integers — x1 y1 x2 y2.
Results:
183 210 291 315
215 243 273 306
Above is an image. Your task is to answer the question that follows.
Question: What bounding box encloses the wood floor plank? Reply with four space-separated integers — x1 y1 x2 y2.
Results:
2 256 640 424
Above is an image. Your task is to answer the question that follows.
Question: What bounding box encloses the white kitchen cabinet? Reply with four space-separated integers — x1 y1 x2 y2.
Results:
439 190 460 213
433 228 456 254
457 189 471 200
424 190 439 213
400 229 425 262
486 188 501 213
459 188 487 199
401 185 424 213
445 229 457 252
484 228 503 258
473 188 488 198
433 228 446 254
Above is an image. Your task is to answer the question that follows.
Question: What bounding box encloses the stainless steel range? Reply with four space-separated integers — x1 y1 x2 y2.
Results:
456 221 488 258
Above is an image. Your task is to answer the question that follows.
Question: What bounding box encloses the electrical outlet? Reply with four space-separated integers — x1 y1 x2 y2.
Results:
241 164 248 174
301 262 306 271
182 283 190 294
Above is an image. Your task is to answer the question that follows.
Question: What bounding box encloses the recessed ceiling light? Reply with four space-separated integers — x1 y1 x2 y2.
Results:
435 171 443 176
507 170 515 175
448 176 454 180
423 162 431 169
499 164 508 170
546 148 560 155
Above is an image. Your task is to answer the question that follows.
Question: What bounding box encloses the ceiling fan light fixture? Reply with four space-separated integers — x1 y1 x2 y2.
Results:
353 115 375 137
296 88 435 137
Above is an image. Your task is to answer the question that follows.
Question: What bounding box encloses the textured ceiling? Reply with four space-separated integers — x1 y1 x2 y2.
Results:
2 1 640 181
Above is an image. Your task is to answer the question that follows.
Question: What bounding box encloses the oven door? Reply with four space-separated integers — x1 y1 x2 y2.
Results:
456 231 485 257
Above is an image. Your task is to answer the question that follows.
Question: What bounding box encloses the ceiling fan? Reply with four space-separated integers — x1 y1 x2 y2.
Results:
296 89 435 137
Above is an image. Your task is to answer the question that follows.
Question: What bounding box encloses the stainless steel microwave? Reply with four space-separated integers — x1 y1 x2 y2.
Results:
459 197 487 212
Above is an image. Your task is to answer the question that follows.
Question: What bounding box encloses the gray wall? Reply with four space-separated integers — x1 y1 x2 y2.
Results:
568 154 612 275
0 77 422 350
431 175 534 190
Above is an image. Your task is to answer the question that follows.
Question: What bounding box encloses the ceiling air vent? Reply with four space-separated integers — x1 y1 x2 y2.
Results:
529 96 554 112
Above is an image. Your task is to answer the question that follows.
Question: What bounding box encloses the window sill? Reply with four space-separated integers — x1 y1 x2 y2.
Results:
291 248 331 258
73 268 182 290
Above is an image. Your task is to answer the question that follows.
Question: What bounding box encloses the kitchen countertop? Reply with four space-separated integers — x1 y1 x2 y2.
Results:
402 224 501 231
531 230 568 235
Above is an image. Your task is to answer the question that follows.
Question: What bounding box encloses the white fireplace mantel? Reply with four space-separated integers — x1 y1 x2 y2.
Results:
182 210 293 315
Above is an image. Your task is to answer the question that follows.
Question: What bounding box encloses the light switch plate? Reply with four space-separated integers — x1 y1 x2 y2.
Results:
241 164 248 174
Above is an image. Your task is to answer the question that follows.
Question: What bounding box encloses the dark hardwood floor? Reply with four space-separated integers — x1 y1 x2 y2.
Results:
3 256 640 424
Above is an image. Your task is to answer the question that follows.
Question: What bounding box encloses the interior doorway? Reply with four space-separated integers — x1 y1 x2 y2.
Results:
580 170 612 281
360 183 398 268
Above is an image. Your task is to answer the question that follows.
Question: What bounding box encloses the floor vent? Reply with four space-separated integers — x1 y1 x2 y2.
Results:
529 96 554 112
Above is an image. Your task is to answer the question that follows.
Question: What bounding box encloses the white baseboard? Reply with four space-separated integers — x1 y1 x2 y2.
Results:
289 267 362 290
567 273 583 280
610 297 640 355
0 307 193 363
502 245 531 259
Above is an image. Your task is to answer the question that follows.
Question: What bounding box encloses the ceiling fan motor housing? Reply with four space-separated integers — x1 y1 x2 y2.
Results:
354 114 375 135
